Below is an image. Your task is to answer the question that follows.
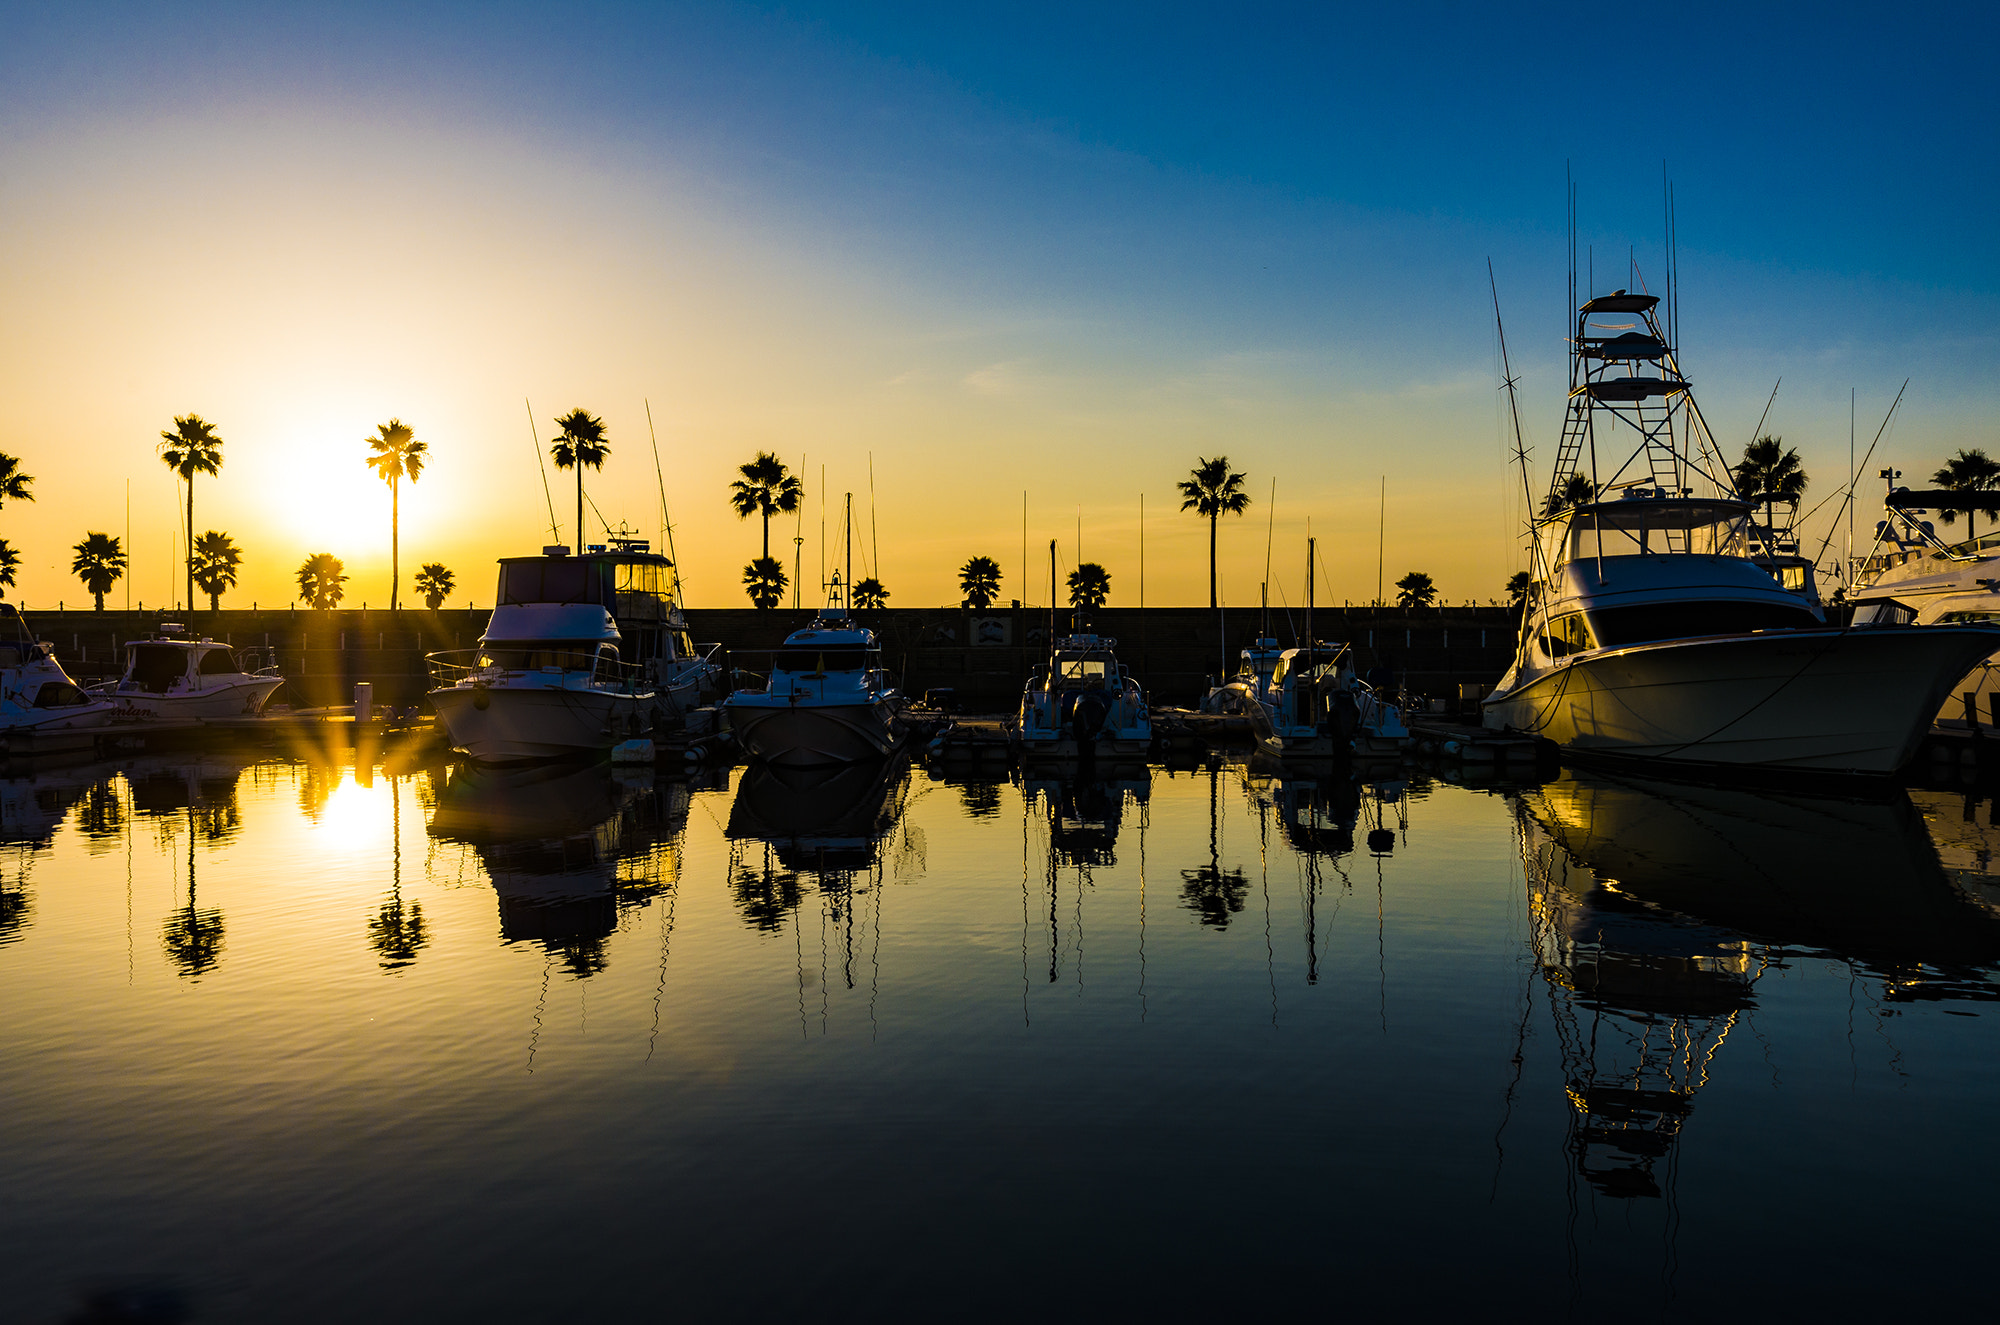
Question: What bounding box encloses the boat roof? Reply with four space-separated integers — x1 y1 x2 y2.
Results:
1579 291 1660 314
1885 488 2000 512
781 621 876 647
499 546 674 566
1565 495 1752 528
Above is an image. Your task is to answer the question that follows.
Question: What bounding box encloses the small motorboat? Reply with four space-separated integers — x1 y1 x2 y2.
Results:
102 624 284 721
0 607 116 752
724 610 908 767
1241 643 1408 758
1017 633 1152 760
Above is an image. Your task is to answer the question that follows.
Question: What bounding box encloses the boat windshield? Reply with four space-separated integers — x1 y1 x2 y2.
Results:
1548 500 1751 564
477 643 611 672
1590 601 1820 647
127 644 189 692
773 647 869 673
1055 655 1114 685
497 559 615 606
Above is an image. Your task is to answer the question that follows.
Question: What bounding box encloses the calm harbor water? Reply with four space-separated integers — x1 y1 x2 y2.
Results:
4 748 1998 1320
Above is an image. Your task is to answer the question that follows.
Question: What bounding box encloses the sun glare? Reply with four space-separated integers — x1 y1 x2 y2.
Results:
313 773 394 854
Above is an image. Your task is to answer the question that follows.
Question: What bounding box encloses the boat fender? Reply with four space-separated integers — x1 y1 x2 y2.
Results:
472 687 490 711
1443 740 1462 756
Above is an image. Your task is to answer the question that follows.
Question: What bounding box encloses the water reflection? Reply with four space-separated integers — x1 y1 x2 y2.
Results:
128 756 252 981
1513 768 2000 1201
1024 768 1149 990
427 761 686 978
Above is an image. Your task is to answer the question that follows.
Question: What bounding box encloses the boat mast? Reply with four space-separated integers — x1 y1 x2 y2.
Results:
844 492 853 612
1306 534 1315 653
1048 539 1057 673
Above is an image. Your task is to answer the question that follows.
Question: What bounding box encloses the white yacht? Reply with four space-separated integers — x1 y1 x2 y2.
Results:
428 543 717 762
1482 287 2000 776
724 610 907 767
1018 633 1152 760
0 609 116 752
104 626 285 721
1849 486 2000 729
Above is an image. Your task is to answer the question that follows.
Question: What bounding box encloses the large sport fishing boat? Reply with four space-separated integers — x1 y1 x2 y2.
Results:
427 540 722 762
723 607 908 767
1482 282 1999 776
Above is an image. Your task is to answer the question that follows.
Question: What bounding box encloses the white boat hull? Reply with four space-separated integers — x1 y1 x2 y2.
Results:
0 703 116 753
1483 626 2000 775
111 676 285 720
431 685 652 762
727 700 905 767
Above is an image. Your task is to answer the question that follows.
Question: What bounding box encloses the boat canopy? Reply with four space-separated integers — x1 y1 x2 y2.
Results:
1884 487 2000 513
1543 497 1752 566
1579 292 1660 314
1578 332 1668 360
1571 376 1689 402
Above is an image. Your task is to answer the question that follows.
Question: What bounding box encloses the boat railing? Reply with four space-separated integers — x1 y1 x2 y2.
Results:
424 648 655 693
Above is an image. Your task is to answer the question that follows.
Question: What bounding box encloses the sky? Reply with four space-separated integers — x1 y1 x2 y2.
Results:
1 1 1993 611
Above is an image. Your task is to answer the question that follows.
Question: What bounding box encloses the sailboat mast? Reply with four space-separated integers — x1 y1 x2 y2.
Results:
1048 539 1057 668
1306 535 1315 650
844 492 853 610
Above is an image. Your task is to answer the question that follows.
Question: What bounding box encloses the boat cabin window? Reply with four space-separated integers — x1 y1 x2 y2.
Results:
1538 613 1595 658
197 649 237 676
33 681 87 708
773 647 868 673
1057 657 1112 684
1771 564 1811 593
1590 601 1820 647
497 560 614 606
128 645 189 692
478 643 610 672
1555 501 1750 563
1939 610 2000 624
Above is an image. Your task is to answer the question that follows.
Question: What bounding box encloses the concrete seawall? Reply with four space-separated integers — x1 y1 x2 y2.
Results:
22 603 1521 710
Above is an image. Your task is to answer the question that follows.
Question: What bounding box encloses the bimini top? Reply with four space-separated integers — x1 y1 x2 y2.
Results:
1578 291 1660 314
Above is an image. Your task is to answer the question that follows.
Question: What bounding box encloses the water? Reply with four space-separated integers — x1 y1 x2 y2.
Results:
4 748 1997 1320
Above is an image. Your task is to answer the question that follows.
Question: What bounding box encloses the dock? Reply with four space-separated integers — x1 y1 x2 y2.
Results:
1405 717 1551 769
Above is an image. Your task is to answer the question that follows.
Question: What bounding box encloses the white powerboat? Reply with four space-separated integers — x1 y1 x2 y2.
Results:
428 546 672 762
0 609 116 752
1482 286 2000 777
724 610 908 767
1018 633 1152 760
1212 641 1406 758
102 626 284 721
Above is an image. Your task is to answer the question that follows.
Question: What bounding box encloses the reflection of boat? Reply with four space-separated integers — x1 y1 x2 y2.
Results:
427 760 685 972
1483 287 2000 775
1018 634 1152 760
724 754 912 873
102 625 284 720
428 541 721 763
1025 769 1150 867
1514 768 2000 1199
724 611 908 767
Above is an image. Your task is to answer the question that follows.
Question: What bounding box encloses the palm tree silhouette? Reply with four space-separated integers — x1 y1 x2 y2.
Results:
1067 562 1111 609
852 577 888 609
1733 435 1808 536
1505 570 1531 605
549 410 609 551
364 419 427 610
414 562 454 610
159 415 224 616
1543 472 1597 518
1931 448 2000 544
743 555 788 608
71 533 127 611
191 531 241 610
0 541 20 598
728 452 803 561
1178 456 1251 608
0 454 35 510
296 553 348 609
959 555 1002 609
1395 571 1438 607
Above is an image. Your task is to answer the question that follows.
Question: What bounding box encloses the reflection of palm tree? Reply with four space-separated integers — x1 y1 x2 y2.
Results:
1180 766 1247 928
364 418 427 610
958 555 1002 609
162 805 224 979
191 530 241 610
369 776 428 969
549 409 609 551
732 846 803 932
71 532 127 611
728 452 803 561
957 781 1003 818
1066 562 1111 609
78 778 126 842
159 415 224 616
1178 456 1251 609
0 877 29 946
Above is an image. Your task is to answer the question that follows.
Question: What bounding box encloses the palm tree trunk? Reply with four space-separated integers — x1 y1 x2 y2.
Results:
94 590 104 612
390 479 399 611
186 478 195 621
576 471 584 554
761 510 770 561
1209 511 1218 609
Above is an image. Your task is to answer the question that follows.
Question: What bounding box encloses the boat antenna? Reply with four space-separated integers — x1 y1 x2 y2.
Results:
1814 378 1909 586
818 463 826 599
1048 539 1057 668
525 398 559 545
868 452 880 588
1306 530 1314 652
643 398 680 574
844 491 853 611
1490 260 1548 593
1376 476 1386 607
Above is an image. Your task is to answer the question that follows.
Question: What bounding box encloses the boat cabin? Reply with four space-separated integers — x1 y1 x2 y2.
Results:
490 541 695 667
1042 635 1126 691
120 635 250 693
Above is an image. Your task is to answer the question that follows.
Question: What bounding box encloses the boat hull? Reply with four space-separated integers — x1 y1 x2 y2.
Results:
1482 626 2000 775
430 684 652 762
726 700 905 767
111 676 285 720
0 704 116 753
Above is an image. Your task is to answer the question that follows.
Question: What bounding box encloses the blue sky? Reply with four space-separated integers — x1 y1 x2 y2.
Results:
0 2 1991 606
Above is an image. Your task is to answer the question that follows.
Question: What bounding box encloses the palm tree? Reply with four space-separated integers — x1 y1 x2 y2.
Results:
414 563 454 610
159 415 224 615
1542 472 1597 518
0 541 19 598
1067 562 1112 609
743 556 788 609
959 555 1002 609
852 577 889 609
296 553 348 609
1395 571 1438 608
549 409 609 551
1733 435 1808 536
1931 448 2000 543
1178 456 1251 608
71 533 127 611
191 531 241 610
728 452 804 561
364 418 427 610
0 454 35 510
1505 570 1531 605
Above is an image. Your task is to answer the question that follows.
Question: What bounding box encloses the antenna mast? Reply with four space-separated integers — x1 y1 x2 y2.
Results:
525 398 558 543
